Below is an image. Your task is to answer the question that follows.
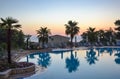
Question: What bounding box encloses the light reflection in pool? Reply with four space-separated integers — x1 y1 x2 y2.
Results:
19 47 120 79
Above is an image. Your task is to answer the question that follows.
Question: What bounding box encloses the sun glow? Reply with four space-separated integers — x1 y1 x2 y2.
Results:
1 0 119 35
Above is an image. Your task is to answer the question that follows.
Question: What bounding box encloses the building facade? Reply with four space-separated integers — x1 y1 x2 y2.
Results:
48 35 69 48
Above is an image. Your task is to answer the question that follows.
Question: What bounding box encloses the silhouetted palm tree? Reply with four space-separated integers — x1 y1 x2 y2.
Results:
81 32 88 44
0 17 21 63
97 29 105 43
37 27 51 48
65 20 79 47
104 28 115 45
114 20 120 39
25 34 31 49
0 27 7 44
87 27 97 45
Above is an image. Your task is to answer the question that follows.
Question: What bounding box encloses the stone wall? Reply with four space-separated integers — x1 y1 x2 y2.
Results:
0 65 35 79
0 69 11 79
11 65 35 75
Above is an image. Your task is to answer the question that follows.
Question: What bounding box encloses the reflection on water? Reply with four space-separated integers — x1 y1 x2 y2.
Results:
85 48 98 65
19 47 120 79
106 48 113 56
115 50 120 64
65 50 80 73
96 48 113 57
29 54 35 59
38 53 51 68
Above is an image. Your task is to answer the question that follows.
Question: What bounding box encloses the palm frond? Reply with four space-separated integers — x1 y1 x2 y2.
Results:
115 20 120 26
13 24 21 28
37 27 51 44
65 20 79 36
0 23 6 27
6 17 18 24
1 18 6 23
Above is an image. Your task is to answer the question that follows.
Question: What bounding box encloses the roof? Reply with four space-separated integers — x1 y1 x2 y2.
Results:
50 35 69 39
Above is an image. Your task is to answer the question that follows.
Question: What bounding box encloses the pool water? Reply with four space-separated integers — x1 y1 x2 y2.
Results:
19 47 120 79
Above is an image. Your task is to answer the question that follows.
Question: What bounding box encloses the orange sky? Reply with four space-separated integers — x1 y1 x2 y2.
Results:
1 0 119 36
21 19 116 36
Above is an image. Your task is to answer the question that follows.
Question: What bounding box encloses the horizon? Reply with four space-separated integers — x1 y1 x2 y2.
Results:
0 0 120 36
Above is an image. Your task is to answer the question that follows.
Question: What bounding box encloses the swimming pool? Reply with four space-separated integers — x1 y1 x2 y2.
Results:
19 47 120 79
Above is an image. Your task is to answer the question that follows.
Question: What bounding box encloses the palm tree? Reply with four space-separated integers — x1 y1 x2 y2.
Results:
87 27 97 45
0 17 21 64
104 28 114 45
65 20 79 47
25 34 31 49
97 30 105 42
114 20 120 28
114 20 120 39
81 32 88 45
36 27 51 48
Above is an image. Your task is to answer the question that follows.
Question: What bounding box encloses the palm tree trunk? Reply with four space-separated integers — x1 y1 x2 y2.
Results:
70 35 73 48
71 38 73 48
7 28 11 64
42 41 44 49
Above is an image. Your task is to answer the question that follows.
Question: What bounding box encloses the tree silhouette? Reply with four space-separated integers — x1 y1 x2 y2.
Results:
65 20 79 47
0 17 21 64
65 50 80 73
103 28 115 45
0 28 24 49
16 30 24 48
38 53 51 68
37 27 51 48
97 29 105 45
85 48 98 65
114 20 120 39
25 34 31 49
81 32 88 46
87 27 97 46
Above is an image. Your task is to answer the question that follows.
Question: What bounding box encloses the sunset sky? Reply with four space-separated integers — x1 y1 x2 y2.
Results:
0 0 120 36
